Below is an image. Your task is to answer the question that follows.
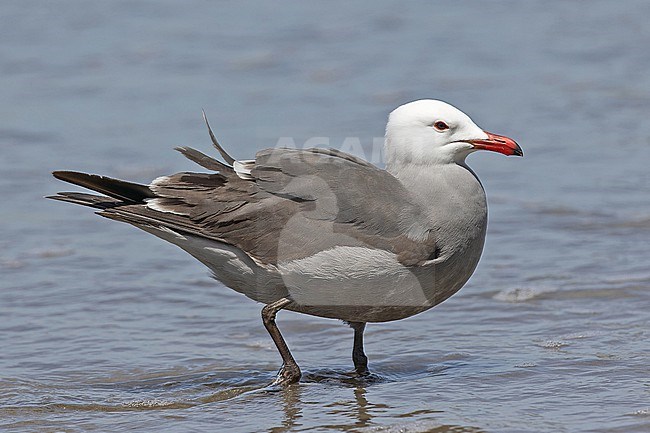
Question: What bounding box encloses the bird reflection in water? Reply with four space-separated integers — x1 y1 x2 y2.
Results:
267 384 303 433
265 377 484 433
267 382 376 432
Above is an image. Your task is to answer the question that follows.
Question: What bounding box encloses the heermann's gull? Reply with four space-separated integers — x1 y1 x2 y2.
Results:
49 100 522 385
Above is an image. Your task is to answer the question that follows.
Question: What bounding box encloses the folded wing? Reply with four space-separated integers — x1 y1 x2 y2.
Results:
50 146 437 267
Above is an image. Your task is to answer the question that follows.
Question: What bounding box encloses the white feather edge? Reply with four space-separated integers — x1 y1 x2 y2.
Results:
150 175 171 188
145 198 188 215
233 159 255 180
146 175 189 215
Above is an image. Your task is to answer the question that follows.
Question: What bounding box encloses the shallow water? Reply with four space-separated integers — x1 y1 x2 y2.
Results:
1 1 649 432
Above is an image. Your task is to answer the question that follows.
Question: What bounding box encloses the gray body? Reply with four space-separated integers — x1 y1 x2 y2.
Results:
52 148 487 323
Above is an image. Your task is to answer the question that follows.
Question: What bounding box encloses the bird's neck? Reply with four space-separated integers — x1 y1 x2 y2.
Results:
387 159 482 196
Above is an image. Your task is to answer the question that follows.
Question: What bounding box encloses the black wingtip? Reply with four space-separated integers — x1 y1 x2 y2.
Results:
52 170 76 181
50 170 155 203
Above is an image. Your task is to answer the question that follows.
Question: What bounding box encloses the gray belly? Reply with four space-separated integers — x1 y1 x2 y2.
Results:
139 223 485 323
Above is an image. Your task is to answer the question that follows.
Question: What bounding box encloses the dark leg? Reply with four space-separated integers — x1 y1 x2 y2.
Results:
349 322 369 375
262 298 301 386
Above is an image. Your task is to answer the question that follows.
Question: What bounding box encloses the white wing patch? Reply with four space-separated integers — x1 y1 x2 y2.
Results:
233 159 255 180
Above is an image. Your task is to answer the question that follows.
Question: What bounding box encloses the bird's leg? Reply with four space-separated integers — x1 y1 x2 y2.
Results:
349 322 369 376
261 297 301 386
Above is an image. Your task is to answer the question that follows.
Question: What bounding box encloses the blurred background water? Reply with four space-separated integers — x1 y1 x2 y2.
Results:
1 1 649 432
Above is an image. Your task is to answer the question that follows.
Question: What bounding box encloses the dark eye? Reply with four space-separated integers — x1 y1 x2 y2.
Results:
433 121 449 131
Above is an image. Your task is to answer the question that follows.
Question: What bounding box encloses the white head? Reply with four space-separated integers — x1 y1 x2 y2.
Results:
385 100 521 171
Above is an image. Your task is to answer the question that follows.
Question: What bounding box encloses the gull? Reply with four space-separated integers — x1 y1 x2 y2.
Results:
49 100 522 386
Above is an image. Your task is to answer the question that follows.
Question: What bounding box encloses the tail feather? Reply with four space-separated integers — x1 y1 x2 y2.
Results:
51 114 239 213
175 146 235 173
202 110 236 165
52 171 155 203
